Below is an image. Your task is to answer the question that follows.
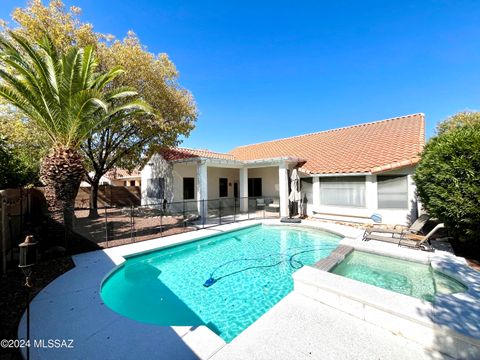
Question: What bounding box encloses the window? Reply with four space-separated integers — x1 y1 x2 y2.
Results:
320 176 366 207
183 177 195 200
248 178 262 197
377 175 408 209
219 178 228 197
130 180 136 186
146 178 165 199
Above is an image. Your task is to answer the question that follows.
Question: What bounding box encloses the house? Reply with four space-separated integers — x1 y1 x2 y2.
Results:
80 168 142 187
141 114 425 225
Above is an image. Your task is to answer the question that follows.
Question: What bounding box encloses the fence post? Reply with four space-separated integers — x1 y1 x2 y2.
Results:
202 200 205 229
219 200 222 225
104 207 108 248
160 206 163 237
7 214 12 262
130 205 135 242
247 197 250 220
183 201 186 231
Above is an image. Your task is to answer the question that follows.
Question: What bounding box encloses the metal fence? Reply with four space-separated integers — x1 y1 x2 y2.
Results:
73 196 281 248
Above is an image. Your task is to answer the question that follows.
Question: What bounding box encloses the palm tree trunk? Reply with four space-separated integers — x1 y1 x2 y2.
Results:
40 147 84 249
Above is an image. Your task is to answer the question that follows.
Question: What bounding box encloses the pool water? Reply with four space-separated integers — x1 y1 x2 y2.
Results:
331 251 467 302
101 224 341 342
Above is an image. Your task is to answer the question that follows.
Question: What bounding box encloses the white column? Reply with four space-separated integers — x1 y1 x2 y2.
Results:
312 177 320 210
365 175 377 212
279 163 289 217
407 174 418 218
196 161 208 219
239 167 248 213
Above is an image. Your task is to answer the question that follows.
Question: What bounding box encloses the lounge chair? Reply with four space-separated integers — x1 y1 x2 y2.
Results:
362 214 430 240
363 223 445 250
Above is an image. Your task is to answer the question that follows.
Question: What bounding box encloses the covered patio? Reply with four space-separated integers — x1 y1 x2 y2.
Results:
141 149 305 222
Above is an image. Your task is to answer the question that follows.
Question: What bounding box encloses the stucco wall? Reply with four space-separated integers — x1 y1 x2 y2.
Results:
304 166 419 225
247 167 279 198
140 154 175 205
171 163 198 202
207 167 239 199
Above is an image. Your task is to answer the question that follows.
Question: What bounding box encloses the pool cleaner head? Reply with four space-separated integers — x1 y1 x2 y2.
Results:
203 277 216 287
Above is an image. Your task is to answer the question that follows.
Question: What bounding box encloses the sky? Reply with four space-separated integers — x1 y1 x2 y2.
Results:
1 0 480 152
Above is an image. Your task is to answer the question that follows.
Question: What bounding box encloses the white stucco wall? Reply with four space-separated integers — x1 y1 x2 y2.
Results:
140 154 175 205
247 167 279 198
141 154 418 225
206 167 239 199
171 163 198 202
304 166 418 226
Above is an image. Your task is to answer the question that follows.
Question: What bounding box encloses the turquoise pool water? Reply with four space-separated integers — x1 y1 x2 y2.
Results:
331 251 467 302
101 224 341 342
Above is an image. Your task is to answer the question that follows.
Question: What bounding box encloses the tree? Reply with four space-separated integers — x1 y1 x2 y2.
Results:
0 136 24 188
414 122 480 243
0 32 148 246
4 1 198 217
436 111 480 135
0 99 47 185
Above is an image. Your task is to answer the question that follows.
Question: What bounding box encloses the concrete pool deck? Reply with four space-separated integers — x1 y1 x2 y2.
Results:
18 219 480 359
211 292 450 360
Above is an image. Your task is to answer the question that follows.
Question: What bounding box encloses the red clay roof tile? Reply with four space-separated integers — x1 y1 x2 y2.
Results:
229 113 425 174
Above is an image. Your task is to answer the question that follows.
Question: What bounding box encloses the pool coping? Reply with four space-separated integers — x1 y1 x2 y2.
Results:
292 234 480 359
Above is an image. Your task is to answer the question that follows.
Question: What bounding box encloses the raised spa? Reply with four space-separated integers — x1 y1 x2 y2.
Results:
331 251 467 301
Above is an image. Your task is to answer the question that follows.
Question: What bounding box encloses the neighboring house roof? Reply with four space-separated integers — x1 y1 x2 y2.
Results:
105 168 141 180
229 114 425 174
160 147 236 161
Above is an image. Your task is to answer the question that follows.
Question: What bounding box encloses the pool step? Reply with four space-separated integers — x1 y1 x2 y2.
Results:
312 245 353 272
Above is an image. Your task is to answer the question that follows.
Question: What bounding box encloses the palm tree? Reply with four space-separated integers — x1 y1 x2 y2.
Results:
0 32 149 246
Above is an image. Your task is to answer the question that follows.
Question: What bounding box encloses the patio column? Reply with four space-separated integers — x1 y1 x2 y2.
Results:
197 161 208 219
407 174 419 220
312 177 320 210
239 167 248 213
365 175 377 211
278 162 289 217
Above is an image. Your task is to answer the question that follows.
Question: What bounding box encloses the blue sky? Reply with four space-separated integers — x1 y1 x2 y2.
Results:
2 1 480 152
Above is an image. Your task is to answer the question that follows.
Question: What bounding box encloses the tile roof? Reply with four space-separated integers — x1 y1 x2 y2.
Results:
160 147 235 161
229 114 425 174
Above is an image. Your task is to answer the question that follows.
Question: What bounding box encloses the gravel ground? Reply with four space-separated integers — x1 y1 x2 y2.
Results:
0 256 75 360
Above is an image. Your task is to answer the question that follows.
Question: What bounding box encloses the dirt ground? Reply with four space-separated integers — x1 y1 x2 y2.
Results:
74 208 198 248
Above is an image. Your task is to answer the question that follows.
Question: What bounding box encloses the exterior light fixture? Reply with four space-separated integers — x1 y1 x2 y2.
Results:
18 235 38 360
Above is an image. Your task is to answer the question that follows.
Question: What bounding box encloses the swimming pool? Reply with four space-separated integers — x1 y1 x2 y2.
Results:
331 251 467 302
101 224 341 342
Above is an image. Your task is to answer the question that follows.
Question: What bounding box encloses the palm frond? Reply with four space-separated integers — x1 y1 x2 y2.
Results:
0 32 151 150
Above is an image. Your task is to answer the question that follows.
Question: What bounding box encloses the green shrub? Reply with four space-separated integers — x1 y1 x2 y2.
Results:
414 123 480 242
0 136 38 189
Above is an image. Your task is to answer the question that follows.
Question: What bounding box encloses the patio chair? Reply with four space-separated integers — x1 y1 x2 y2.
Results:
362 214 430 241
364 223 445 250
266 199 280 212
256 198 266 210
